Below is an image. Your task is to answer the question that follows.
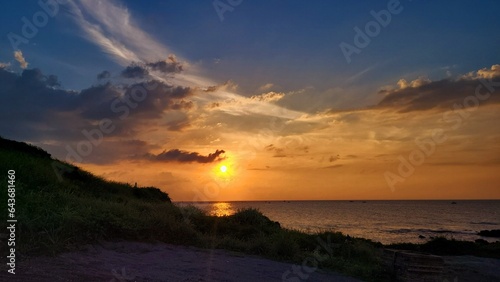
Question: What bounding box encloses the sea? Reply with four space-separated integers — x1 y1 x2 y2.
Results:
177 200 500 244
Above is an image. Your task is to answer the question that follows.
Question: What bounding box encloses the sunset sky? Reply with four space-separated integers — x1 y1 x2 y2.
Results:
1 0 499 201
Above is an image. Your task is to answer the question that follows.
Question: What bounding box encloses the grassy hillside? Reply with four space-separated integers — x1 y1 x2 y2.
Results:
0 136 385 280
0 137 198 252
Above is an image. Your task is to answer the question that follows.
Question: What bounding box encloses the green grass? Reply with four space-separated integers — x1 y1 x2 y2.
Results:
0 136 498 281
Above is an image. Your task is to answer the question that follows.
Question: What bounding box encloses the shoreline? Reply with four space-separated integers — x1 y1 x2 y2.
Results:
174 199 500 203
177 201 500 245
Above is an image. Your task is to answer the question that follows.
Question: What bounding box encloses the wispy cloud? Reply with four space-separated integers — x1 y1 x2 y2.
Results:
68 0 170 65
258 83 274 92
346 64 377 84
250 91 285 102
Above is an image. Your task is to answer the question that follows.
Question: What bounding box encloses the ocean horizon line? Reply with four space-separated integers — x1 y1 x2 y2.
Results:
174 199 500 203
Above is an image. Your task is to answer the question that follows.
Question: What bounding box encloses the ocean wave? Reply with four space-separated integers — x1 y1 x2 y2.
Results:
385 228 475 235
470 221 498 225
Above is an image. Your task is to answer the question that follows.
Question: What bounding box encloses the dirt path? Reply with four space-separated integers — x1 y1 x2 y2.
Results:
1 241 362 281
442 255 500 282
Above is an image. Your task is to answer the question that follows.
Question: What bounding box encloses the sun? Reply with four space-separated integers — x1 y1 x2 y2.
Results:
212 155 236 182
214 162 234 181
219 165 228 173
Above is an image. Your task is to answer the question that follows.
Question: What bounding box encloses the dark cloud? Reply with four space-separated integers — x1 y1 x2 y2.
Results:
207 102 220 109
0 68 79 138
120 56 183 79
265 144 288 157
76 81 196 121
147 149 225 163
146 55 183 74
78 83 121 118
0 64 196 164
120 82 195 118
97 70 111 80
377 65 500 113
329 155 340 162
121 65 149 78
45 74 60 87
20 68 62 89
247 166 271 171
322 164 343 169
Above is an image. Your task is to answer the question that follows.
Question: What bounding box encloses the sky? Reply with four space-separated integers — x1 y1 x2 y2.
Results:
0 0 499 201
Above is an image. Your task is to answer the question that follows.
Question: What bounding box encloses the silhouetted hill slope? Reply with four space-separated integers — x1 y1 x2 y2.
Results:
0 136 171 203
0 136 51 159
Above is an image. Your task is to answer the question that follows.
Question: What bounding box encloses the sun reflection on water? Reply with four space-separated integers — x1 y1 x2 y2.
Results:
209 202 235 217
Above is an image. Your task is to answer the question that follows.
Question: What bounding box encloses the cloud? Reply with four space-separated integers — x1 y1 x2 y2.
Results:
462 64 500 79
329 155 340 162
265 144 285 157
14 50 28 69
396 76 431 89
121 65 149 78
97 70 111 80
322 164 343 169
69 0 171 65
146 55 183 74
250 91 285 102
79 80 196 121
346 64 378 83
164 115 190 131
258 83 274 92
120 57 184 79
0 64 197 163
264 143 310 158
147 149 225 163
203 80 239 93
207 102 220 109
377 64 500 113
